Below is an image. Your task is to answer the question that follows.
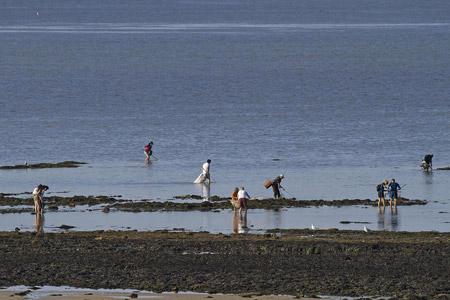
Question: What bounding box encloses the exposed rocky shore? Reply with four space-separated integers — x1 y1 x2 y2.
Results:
0 193 427 214
0 230 449 298
0 161 86 170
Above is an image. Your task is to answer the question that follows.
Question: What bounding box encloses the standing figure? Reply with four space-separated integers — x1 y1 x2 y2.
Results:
388 179 401 208
376 181 386 207
237 187 250 210
32 184 48 215
271 174 284 199
194 159 211 184
230 187 240 209
144 141 153 162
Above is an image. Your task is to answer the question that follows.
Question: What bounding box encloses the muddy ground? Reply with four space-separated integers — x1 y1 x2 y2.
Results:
0 230 449 298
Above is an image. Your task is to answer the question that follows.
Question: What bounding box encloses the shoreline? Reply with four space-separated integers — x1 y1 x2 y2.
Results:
0 288 309 300
1 230 449 298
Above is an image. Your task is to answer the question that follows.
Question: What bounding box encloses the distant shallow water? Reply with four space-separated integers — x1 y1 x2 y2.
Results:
1 0 450 233
1 22 450 34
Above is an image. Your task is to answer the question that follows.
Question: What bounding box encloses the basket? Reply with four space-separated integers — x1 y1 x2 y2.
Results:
264 179 273 189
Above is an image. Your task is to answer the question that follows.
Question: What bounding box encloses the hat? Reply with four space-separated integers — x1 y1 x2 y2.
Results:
279 174 284 178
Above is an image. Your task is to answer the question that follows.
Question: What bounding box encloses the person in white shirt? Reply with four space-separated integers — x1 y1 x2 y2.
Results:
237 187 250 209
202 159 211 183
194 159 212 184
32 184 48 215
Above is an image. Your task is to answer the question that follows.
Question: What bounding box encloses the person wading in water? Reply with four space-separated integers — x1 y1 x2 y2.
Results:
144 141 153 162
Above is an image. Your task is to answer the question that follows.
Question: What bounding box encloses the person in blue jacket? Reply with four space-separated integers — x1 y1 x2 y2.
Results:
388 178 401 208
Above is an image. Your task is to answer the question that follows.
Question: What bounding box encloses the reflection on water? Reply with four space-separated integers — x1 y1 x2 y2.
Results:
33 213 45 243
232 209 248 234
423 171 434 185
1 204 447 234
377 206 400 231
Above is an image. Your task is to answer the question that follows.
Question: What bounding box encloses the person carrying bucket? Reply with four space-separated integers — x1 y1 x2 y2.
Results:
264 174 285 199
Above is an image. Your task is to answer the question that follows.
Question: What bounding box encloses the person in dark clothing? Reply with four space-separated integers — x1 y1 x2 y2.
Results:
376 182 386 207
388 178 401 208
272 174 284 199
421 154 433 171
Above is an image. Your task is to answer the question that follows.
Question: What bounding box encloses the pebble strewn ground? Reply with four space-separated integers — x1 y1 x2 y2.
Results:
1 230 449 298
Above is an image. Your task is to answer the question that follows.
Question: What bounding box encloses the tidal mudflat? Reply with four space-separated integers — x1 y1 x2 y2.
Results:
1 230 449 298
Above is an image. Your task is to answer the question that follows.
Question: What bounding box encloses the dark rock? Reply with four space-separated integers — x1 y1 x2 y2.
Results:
174 194 203 200
0 161 87 170
58 224 76 230
14 290 31 296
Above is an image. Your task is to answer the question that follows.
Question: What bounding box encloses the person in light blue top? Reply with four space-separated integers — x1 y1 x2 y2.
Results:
388 179 401 208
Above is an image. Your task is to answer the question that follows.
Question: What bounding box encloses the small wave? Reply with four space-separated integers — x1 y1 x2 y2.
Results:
0 22 449 33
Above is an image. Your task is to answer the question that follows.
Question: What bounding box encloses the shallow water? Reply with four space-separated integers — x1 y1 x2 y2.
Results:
1 0 450 232
0 286 326 299
1 203 449 233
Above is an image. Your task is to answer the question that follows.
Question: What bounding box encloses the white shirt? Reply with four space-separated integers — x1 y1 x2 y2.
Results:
32 187 40 196
202 162 210 175
238 190 250 199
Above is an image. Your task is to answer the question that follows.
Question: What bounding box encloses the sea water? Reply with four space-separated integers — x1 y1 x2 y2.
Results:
1 0 449 231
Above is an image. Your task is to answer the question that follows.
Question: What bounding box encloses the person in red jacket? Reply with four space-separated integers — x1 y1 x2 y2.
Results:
144 141 153 162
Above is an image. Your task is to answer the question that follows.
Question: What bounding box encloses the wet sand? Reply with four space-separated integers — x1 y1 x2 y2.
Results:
1 230 449 298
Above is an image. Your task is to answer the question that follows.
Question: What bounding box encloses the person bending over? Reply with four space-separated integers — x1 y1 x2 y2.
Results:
237 187 250 210
271 174 284 199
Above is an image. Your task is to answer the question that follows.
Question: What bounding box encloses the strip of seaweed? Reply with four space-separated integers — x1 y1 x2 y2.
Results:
0 195 121 207
109 198 427 212
0 161 86 170
0 208 34 214
0 194 427 212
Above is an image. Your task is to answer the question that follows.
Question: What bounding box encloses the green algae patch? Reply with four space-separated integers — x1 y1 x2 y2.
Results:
0 193 428 213
0 161 87 170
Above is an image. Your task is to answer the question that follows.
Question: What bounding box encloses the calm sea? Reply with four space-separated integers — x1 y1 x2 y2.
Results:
1 0 449 231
